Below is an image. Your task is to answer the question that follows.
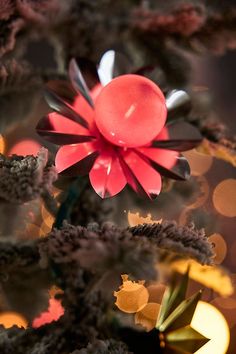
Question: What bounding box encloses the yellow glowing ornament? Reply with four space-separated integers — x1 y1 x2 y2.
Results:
114 275 149 313
0 312 28 329
191 301 230 354
128 211 162 227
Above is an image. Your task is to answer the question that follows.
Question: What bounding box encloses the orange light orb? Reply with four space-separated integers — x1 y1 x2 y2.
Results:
114 275 149 313
183 149 213 176
0 312 27 329
213 179 236 217
135 302 160 331
209 233 227 264
8 140 41 157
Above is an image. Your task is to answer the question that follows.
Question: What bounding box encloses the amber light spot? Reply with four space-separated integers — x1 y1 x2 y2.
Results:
0 135 5 154
209 233 227 264
114 275 149 313
135 302 160 331
8 139 41 156
213 179 236 217
172 260 234 297
183 149 213 176
0 312 27 329
128 211 162 227
191 301 230 354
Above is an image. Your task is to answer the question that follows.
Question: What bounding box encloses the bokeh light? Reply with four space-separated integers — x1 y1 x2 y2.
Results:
0 135 5 154
128 211 162 227
213 179 236 217
0 312 28 329
135 302 160 331
183 149 213 176
8 139 41 156
209 233 227 264
191 301 230 354
114 275 149 313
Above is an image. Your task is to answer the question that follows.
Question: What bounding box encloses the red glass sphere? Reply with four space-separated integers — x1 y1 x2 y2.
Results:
94 74 167 147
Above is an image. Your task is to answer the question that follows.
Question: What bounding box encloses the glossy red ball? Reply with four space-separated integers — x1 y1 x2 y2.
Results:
94 74 167 147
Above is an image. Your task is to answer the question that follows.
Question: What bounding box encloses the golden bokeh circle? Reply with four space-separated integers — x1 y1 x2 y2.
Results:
114 278 149 313
135 302 160 331
213 179 236 217
209 233 227 264
0 312 27 329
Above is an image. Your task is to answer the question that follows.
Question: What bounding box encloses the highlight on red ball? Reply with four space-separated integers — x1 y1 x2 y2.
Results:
94 74 167 147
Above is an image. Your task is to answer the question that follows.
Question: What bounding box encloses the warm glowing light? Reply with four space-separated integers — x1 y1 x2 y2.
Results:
183 149 213 176
191 301 230 354
147 283 166 303
0 312 27 329
128 211 162 227
172 260 234 297
32 298 64 328
135 302 160 331
41 204 55 229
213 179 236 217
0 135 5 154
212 296 236 310
26 223 40 239
8 139 41 156
209 233 227 264
114 275 149 313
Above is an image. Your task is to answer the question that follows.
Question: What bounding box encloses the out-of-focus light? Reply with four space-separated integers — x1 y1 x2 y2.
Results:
172 260 234 297
0 312 27 329
135 302 160 331
213 179 236 217
128 211 162 227
147 283 166 303
114 275 149 313
41 204 55 229
191 301 230 354
209 233 227 264
8 139 41 156
212 297 236 310
32 298 64 328
0 135 5 154
183 149 213 176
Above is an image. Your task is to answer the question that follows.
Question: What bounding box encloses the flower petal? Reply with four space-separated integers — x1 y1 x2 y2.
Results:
166 90 191 120
37 130 95 145
55 143 98 176
120 150 162 199
37 113 89 137
136 148 190 181
152 122 202 151
44 88 89 129
69 58 94 108
89 151 127 198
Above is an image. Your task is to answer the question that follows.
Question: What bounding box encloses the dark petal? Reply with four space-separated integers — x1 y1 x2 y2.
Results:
166 90 191 120
44 88 89 129
152 121 202 151
36 130 95 145
74 57 100 89
59 151 99 176
119 156 152 199
135 150 190 181
69 58 94 108
46 80 77 104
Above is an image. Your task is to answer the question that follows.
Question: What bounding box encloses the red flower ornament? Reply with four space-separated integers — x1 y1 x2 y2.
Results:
37 53 202 199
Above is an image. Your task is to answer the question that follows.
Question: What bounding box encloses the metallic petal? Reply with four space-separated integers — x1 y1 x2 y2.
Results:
69 58 94 108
